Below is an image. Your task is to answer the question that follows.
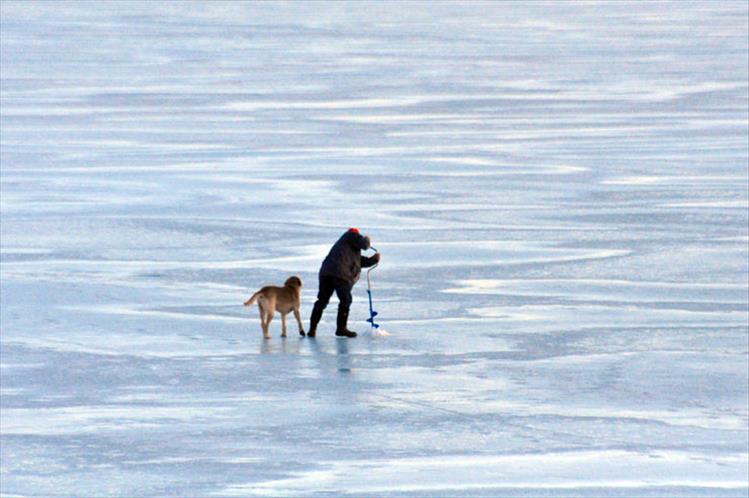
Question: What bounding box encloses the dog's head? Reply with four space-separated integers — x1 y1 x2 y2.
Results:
284 276 303 289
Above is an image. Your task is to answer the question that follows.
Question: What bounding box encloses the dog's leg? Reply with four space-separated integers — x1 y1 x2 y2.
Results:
281 313 288 338
293 307 305 336
258 304 269 339
264 310 275 339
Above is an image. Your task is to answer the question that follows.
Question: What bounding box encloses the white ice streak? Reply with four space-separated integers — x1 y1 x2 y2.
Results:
602 175 748 185
445 278 748 304
218 450 749 496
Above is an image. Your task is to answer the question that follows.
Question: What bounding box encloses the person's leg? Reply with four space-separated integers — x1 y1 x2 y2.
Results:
334 280 356 337
308 275 335 338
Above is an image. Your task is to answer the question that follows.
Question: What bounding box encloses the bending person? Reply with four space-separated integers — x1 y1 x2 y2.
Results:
308 228 381 338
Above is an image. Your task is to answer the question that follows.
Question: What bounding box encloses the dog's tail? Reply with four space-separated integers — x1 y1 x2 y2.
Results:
244 291 261 306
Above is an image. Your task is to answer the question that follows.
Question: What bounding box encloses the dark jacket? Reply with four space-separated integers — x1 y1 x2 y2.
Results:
319 230 377 284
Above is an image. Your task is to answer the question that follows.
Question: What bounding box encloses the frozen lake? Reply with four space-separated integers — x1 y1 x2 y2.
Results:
1 1 748 496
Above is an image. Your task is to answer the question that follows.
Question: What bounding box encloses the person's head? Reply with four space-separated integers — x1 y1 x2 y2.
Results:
344 227 370 250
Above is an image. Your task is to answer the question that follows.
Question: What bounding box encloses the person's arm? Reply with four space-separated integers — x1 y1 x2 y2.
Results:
361 252 380 268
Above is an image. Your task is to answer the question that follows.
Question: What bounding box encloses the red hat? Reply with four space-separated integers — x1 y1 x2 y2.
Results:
348 227 360 233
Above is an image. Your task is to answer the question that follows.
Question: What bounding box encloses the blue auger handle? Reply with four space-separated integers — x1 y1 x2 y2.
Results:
366 247 380 329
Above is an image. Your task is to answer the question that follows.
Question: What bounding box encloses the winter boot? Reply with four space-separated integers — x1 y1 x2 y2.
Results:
308 304 323 338
335 308 357 338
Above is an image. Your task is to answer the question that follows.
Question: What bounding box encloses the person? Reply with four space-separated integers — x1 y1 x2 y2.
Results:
307 228 381 338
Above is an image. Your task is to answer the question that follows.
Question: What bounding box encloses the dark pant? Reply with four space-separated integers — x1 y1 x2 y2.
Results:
309 275 353 333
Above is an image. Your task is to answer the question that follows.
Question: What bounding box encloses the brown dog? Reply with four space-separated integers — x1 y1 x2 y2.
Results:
244 276 305 339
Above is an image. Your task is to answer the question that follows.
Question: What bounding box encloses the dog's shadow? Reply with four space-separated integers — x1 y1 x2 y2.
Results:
259 337 299 355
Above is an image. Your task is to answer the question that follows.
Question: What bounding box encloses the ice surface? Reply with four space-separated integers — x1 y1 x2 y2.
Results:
1 1 748 496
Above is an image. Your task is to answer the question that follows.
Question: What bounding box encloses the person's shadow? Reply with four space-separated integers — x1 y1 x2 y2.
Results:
306 337 353 375
335 338 352 374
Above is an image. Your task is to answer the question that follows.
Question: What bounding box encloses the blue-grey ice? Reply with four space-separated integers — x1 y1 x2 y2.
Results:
1 1 748 496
